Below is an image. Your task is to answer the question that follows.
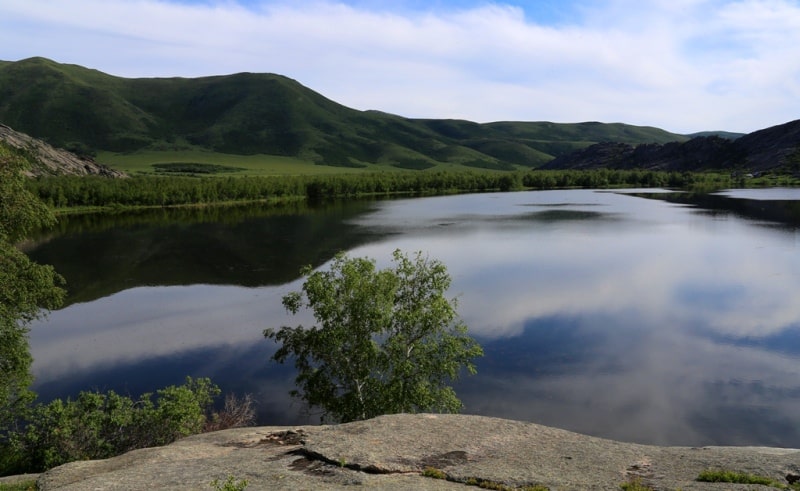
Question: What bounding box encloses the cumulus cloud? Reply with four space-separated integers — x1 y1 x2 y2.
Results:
2 0 800 132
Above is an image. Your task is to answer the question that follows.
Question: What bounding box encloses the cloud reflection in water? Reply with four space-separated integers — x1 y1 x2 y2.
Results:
28 189 800 446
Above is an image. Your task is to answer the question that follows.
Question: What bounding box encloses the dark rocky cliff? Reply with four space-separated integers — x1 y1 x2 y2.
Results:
544 119 800 173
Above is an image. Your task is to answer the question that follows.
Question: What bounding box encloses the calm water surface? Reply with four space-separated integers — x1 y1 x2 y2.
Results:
26 189 800 447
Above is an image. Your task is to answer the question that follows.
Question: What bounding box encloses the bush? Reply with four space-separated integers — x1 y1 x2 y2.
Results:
0 377 253 475
210 475 249 491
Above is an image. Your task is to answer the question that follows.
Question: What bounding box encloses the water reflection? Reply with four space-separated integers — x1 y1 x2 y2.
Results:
26 189 800 447
24 200 382 304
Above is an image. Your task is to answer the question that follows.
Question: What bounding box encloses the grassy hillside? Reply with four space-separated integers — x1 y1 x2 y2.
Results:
0 57 690 172
687 130 745 140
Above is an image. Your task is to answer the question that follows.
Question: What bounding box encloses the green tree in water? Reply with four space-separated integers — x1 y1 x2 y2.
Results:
0 146 65 433
265 249 483 423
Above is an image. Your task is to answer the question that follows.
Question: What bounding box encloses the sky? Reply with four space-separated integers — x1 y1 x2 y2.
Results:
2 0 800 134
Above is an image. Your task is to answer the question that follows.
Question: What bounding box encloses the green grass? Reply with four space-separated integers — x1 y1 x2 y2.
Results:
619 478 655 491
462 477 548 491
95 149 515 176
96 150 365 176
0 481 36 491
422 467 447 479
697 469 800 489
209 475 248 490
421 467 548 490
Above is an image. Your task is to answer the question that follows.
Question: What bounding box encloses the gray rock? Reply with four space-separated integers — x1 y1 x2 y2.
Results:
0 124 125 177
34 414 800 490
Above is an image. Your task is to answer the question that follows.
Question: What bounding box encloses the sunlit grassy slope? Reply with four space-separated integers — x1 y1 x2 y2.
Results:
97 149 496 175
1 57 690 172
96 150 360 176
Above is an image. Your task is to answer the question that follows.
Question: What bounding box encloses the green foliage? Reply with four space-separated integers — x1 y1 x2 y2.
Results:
0 377 221 475
210 475 249 491
463 477 549 491
619 478 655 490
0 147 65 436
0 149 58 243
0 243 64 429
265 250 484 423
696 469 778 486
25 172 514 209
696 469 767 484
425 469 551 490
25 170 732 213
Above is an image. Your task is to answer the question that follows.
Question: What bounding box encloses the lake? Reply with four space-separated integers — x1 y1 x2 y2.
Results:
25 188 800 447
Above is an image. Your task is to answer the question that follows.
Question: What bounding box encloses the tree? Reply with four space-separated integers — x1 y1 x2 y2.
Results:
264 249 483 423
0 145 65 434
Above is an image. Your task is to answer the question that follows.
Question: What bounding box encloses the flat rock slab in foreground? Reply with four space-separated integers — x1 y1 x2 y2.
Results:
36 414 800 490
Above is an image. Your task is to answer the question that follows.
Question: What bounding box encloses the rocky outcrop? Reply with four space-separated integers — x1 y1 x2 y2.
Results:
0 124 125 177
736 119 800 171
28 414 800 490
542 136 745 171
544 119 800 173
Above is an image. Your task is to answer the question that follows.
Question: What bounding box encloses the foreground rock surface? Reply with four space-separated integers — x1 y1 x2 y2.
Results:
36 414 800 490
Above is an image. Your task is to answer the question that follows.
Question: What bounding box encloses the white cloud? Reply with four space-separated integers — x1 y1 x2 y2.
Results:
2 0 800 133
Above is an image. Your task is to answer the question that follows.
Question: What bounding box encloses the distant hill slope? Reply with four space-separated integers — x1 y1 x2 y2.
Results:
0 124 125 177
0 57 688 170
544 119 800 173
686 130 745 139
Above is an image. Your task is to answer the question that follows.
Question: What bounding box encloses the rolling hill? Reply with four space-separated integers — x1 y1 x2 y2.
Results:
0 57 689 171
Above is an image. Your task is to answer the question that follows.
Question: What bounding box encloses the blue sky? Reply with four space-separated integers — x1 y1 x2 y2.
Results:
2 0 800 133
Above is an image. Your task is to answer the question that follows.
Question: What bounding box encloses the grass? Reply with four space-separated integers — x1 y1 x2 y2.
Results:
0 481 37 491
462 478 549 491
619 478 656 490
95 149 513 176
697 469 800 489
209 475 248 491
96 150 358 176
421 467 548 491
422 467 447 479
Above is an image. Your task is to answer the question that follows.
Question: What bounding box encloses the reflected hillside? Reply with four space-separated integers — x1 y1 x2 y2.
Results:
25 200 384 305
632 191 800 227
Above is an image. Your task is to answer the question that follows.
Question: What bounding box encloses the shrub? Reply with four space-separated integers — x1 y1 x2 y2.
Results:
696 469 774 485
210 475 249 490
0 377 254 475
204 393 256 432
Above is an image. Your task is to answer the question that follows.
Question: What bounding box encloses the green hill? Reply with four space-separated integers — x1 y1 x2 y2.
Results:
0 57 689 171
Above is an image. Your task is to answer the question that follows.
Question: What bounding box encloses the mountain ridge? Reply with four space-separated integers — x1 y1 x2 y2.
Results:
0 57 690 171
